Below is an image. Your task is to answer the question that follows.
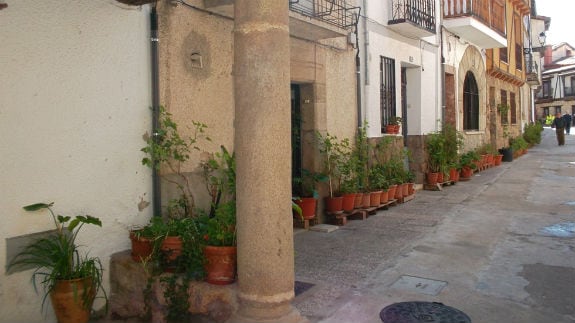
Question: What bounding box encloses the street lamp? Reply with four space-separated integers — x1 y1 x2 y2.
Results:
538 32 546 48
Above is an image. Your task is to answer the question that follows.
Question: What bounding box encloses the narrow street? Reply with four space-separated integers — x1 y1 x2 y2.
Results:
294 128 575 323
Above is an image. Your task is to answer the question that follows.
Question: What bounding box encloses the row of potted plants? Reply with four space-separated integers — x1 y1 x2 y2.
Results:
294 123 416 220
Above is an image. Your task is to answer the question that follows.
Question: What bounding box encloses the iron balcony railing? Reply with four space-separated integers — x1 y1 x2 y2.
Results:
289 0 360 29
390 0 436 34
443 0 505 36
524 53 538 74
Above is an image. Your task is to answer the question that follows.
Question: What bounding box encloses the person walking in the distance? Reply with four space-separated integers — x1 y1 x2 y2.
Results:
563 113 572 135
552 112 566 146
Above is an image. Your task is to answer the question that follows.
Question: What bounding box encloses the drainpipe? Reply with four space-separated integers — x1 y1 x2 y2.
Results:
355 7 362 128
439 4 445 129
151 6 161 217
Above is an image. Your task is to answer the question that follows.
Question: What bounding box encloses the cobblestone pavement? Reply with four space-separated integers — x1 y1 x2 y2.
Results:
294 128 575 323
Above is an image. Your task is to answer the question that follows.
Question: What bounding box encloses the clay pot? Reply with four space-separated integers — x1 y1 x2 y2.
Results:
204 246 237 285
342 193 356 212
50 278 95 323
295 197 316 219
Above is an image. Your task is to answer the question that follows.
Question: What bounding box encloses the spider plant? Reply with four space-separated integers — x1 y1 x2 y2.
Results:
8 202 107 313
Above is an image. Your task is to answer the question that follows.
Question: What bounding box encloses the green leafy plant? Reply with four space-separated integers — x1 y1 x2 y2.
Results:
201 145 236 218
198 201 236 247
8 202 107 313
293 169 328 198
161 275 192 323
459 151 480 170
523 122 543 145
509 136 528 151
141 106 210 219
425 132 446 173
317 132 353 197
388 116 403 125
355 122 370 192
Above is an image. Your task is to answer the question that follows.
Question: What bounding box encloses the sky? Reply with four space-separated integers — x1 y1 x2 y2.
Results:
536 0 575 47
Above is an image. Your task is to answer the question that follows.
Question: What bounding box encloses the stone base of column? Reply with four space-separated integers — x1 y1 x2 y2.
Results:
227 307 309 323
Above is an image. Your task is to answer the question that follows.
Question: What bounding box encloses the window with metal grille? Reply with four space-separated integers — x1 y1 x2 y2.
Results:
510 92 517 124
463 71 479 130
380 56 396 133
500 90 508 124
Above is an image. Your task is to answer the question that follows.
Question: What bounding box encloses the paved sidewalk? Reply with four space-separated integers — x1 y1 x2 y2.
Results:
293 128 575 323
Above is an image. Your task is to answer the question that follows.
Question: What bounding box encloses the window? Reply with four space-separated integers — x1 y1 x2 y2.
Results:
510 92 517 124
541 80 551 98
380 56 396 133
555 106 562 115
463 71 479 130
514 14 522 70
543 107 549 117
500 48 508 63
500 90 508 124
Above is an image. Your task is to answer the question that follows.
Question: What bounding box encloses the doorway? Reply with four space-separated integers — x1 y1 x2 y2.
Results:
401 67 408 145
291 84 303 195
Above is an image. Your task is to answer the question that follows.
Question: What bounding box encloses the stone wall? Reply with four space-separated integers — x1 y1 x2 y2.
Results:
109 251 238 323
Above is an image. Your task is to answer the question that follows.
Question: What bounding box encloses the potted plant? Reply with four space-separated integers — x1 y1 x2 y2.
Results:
140 107 209 273
425 132 445 184
317 132 353 213
198 201 237 285
199 145 237 284
459 151 479 179
8 202 107 323
293 169 327 219
386 116 402 134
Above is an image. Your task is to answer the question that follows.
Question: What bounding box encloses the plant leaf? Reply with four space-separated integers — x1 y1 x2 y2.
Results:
23 203 54 212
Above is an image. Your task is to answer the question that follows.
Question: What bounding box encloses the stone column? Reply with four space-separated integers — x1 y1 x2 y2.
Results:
232 1 305 323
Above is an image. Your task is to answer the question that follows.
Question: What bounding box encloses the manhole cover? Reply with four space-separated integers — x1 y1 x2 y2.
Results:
539 222 575 238
380 302 471 323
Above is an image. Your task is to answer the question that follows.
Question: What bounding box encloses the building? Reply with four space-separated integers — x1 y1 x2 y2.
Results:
535 43 575 122
442 0 533 152
357 0 442 183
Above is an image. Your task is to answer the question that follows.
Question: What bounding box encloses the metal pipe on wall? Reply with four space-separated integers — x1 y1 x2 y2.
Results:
150 6 161 217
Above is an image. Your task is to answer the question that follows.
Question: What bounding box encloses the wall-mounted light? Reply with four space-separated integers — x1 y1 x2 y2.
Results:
190 52 203 69
538 32 546 47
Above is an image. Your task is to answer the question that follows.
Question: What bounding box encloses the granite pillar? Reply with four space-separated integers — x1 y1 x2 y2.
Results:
232 1 306 322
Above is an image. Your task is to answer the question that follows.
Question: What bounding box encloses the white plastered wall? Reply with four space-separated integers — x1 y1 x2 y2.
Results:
362 27 440 138
0 1 152 321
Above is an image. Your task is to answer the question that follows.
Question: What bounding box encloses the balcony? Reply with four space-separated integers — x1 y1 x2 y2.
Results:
203 0 359 41
443 0 507 48
387 0 436 39
524 53 539 86
289 0 360 40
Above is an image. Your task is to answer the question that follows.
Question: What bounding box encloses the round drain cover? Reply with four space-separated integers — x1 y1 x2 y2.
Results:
380 301 471 323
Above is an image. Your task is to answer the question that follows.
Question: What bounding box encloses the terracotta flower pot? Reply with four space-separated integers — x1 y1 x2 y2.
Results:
380 189 389 204
408 183 415 195
296 197 316 219
494 154 503 166
204 246 237 285
354 193 363 209
370 191 382 207
387 185 397 200
401 183 409 196
460 166 473 179
426 172 439 185
325 196 343 213
161 236 183 272
50 278 95 323
361 193 371 208
342 193 356 212
449 168 459 183
394 184 403 199
129 231 154 263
